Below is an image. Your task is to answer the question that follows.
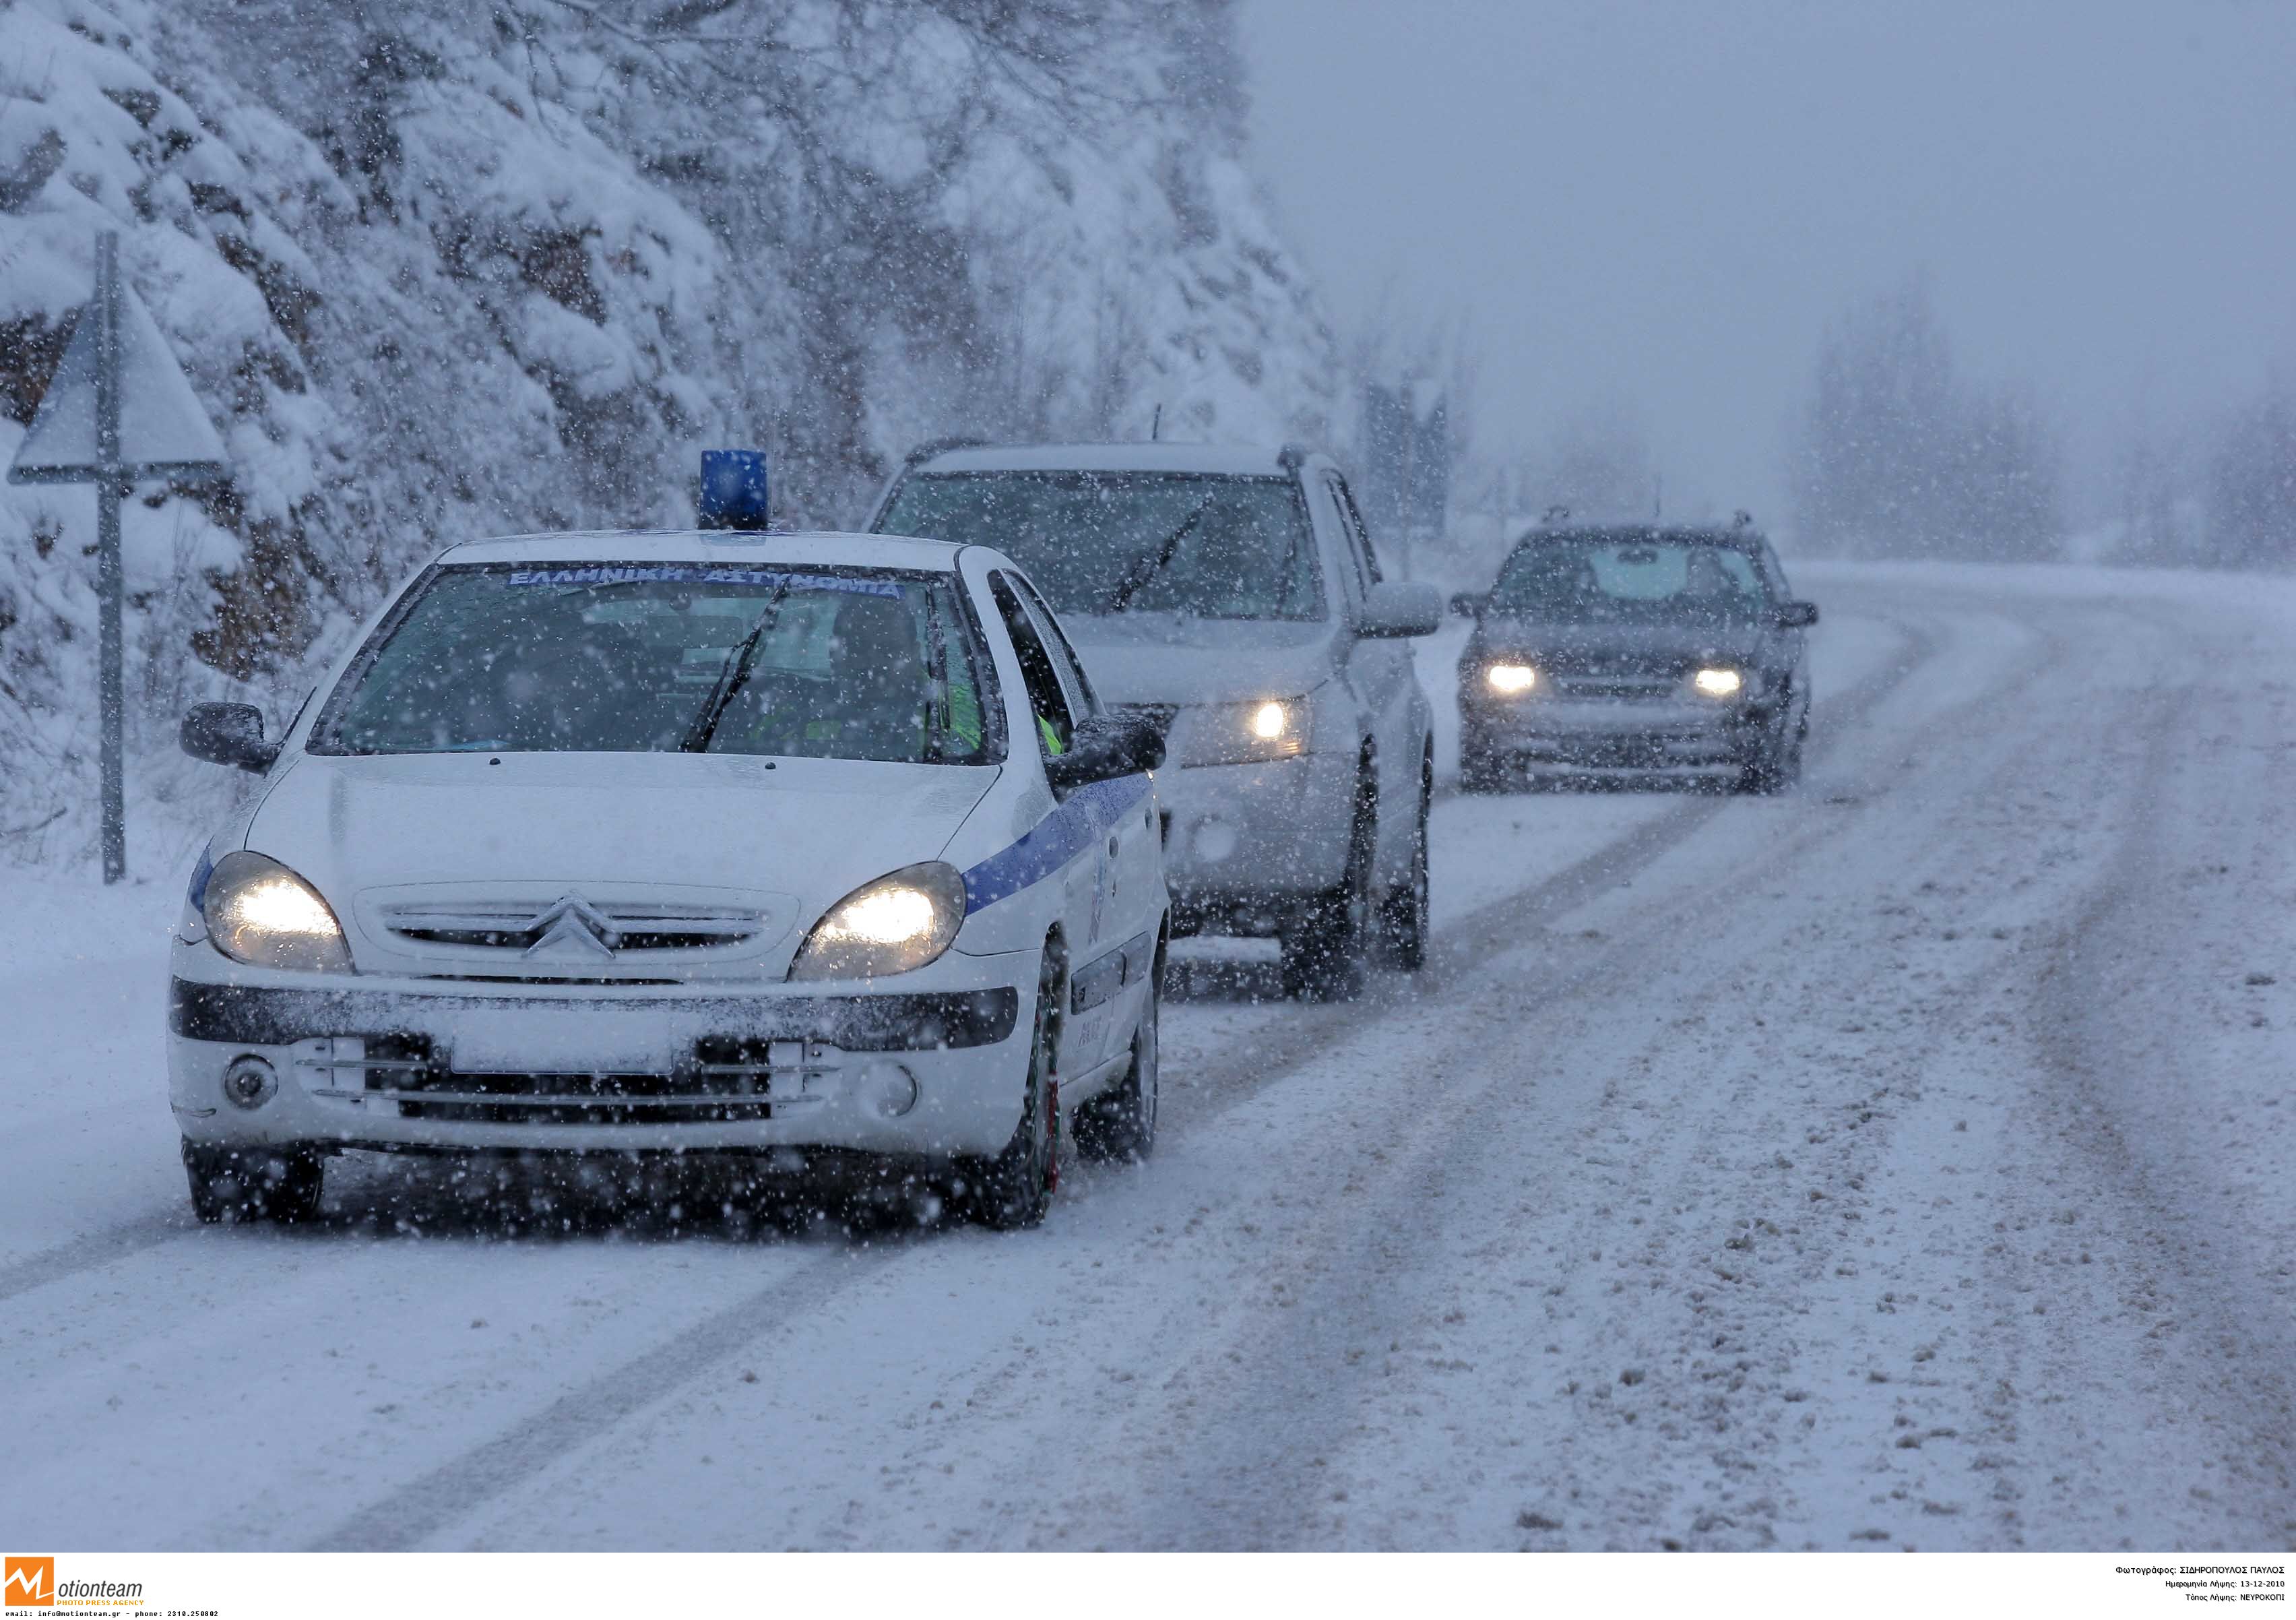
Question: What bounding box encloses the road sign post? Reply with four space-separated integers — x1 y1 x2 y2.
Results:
7 231 228 882
94 232 125 883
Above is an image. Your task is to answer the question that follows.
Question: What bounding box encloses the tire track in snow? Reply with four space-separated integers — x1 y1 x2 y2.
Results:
2015 646 2296 1546
1274 592 2227 1551
1111 591 2106 1548
0 1213 184 1308
308 1243 895 1551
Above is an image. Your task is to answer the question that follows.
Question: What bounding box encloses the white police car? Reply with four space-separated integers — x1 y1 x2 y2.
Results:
168 531 1168 1228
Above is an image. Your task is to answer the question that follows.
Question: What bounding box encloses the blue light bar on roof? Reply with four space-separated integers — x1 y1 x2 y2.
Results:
699 449 769 530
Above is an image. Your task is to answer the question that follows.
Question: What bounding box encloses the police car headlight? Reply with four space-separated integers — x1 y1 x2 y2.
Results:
1180 697 1308 766
202 851 352 972
788 862 967 982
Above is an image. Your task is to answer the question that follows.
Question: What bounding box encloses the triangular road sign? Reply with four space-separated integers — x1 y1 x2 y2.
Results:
9 272 226 483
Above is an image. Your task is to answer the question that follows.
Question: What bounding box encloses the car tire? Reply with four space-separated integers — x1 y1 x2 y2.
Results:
1376 764 1430 972
1737 721 1799 795
1075 952 1159 1163
1780 720 1808 788
964 954 1061 1229
1281 777 1374 1002
183 1140 323 1224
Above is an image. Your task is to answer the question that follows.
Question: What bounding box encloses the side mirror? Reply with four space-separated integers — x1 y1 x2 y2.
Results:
181 702 278 774
1045 710 1166 796
1775 600 1819 629
1356 580 1443 639
1448 590 1490 619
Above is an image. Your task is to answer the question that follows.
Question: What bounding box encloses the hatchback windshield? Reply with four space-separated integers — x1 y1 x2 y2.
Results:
878 470 1324 620
1492 536 1771 621
312 563 998 764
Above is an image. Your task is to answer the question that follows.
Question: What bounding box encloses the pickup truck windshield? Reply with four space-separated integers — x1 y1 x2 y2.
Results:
311 563 998 764
879 470 1325 621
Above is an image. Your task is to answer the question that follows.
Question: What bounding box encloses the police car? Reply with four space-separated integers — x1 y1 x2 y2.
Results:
168 530 1169 1228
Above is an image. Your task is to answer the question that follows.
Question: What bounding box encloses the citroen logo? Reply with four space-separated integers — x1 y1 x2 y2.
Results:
523 894 621 958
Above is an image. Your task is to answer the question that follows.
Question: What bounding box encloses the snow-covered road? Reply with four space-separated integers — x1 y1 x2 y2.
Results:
5 563 2293 1551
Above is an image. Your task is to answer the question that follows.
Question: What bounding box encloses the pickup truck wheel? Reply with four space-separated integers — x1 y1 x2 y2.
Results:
1075 959 1159 1163
183 1140 323 1224
964 957 1060 1229
1281 786 1374 1002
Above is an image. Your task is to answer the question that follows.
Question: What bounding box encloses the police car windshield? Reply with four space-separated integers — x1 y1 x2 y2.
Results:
1491 536 1771 623
311 563 999 764
879 470 1324 621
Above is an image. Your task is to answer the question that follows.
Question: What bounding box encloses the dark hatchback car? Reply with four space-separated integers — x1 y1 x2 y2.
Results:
1453 522 1818 794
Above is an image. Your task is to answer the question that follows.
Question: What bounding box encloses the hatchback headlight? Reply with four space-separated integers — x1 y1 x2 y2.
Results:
1692 666 1744 698
1180 697 1308 766
788 862 967 982
202 851 352 971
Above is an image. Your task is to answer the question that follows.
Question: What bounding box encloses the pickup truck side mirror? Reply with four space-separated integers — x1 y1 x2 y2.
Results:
1448 590 1490 619
1775 600 1819 629
1356 580 1444 639
181 702 278 774
1045 710 1166 797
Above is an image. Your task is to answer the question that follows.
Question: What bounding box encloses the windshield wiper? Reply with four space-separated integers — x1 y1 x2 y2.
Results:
680 581 791 753
1103 497 1214 612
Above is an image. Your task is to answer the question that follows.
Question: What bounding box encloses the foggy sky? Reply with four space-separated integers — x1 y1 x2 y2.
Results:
1239 0 2296 536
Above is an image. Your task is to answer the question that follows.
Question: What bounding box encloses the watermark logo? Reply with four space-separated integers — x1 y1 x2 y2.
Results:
3 1556 55 1607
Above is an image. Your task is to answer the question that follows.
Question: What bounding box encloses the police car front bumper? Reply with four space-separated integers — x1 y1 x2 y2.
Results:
166 946 1038 1162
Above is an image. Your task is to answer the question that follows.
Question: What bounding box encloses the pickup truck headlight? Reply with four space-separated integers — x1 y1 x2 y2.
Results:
1179 697 1308 766
1484 662 1538 695
202 851 352 971
788 862 967 981
1692 666 1745 698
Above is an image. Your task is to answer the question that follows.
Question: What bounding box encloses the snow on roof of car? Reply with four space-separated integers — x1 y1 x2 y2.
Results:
908 441 1304 476
437 528 965 571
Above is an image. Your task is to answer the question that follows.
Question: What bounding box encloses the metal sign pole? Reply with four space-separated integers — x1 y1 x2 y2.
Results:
94 232 125 883
7 229 229 884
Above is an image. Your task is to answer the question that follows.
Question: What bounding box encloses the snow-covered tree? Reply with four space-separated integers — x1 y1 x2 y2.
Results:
2206 377 2296 568
1791 278 2062 561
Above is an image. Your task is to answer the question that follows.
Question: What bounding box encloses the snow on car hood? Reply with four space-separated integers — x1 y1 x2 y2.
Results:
240 751 998 980
1058 613 1338 706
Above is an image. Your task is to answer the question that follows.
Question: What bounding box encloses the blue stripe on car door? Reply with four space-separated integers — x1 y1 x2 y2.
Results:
960 774 1150 915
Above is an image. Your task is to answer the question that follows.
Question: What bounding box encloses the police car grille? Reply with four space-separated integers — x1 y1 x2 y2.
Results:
382 902 763 954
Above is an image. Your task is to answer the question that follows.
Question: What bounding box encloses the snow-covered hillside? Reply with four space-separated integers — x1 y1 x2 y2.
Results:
0 0 1337 863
